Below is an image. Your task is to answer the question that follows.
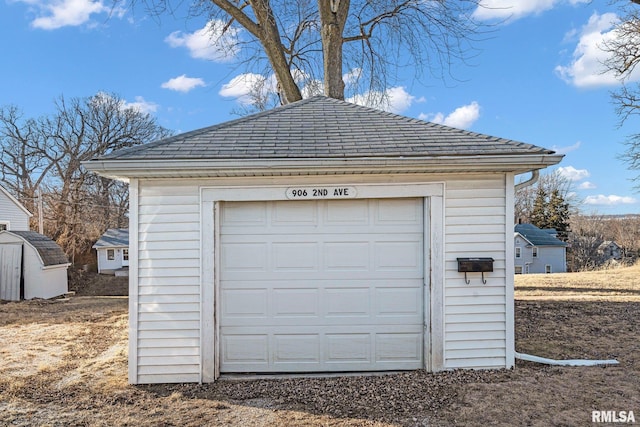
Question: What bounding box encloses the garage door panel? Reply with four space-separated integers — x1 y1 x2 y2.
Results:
222 334 269 365
221 288 267 318
326 334 371 362
376 287 422 316
374 240 422 271
221 242 268 271
375 199 423 224
221 328 423 372
324 241 370 270
274 334 321 363
272 242 319 271
221 201 267 226
273 288 319 317
272 201 318 225
220 199 424 373
324 199 369 224
376 333 423 362
325 287 370 317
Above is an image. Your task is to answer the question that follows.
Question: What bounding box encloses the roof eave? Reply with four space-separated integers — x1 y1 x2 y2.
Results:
84 154 564 180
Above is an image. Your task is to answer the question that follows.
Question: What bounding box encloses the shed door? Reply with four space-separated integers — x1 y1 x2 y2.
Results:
0 244 22 301
219 198 425 373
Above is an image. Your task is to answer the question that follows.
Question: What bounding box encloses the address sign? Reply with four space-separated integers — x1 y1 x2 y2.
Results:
286 186 357 200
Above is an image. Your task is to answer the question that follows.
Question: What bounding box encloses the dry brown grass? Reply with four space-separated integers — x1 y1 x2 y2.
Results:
515 261 640 301
0 267 639 426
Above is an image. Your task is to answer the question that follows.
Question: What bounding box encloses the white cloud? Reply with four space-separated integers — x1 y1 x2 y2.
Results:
219 73 276 105
165 20 240 62
554 12 640 88
20 0 113 29
122 96 158 114
300 80 324 98
386 87 416 114
578 181 596 190
473 0 590 22
343 68 362 85
584 194 637 205
347 86 417 114
161 75 206 93
557 165 590 181
473 0 559 22
442 102 480 128
421 102 481 129
551 141 581 155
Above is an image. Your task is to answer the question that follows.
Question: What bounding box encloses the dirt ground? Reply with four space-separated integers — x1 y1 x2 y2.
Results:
0 266 639 426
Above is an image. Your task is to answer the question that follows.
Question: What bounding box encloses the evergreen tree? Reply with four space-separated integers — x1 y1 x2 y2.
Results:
530 187 549 229
548 189 570 241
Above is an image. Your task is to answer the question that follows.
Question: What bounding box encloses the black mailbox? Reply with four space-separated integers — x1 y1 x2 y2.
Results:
457 257 494 272
457 257 494 284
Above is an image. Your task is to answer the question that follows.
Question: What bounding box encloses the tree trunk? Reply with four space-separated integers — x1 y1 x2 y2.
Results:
251 0 303 104
319 0 349 100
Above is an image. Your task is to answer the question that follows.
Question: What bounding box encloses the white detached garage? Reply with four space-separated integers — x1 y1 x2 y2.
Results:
85 96 563 384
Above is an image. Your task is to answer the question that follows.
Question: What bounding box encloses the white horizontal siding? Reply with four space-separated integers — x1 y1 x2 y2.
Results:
134 181 201 384
443 176 508 369
0 191 30 231
128 174 513 382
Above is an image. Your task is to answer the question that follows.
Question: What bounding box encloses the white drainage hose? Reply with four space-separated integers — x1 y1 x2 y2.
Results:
515 352 619 366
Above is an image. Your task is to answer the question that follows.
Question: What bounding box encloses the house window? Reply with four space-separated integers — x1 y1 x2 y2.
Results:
107 249 115 261
532 247 538 258
515 247 521 258
123 249 129 261
515 266 523 274
545 264 552 274
0 222 8 231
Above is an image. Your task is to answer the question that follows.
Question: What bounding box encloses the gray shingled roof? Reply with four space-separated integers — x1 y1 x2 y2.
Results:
10 231 69 266
93 228 129 249
515 224 567 247
96 96 555 161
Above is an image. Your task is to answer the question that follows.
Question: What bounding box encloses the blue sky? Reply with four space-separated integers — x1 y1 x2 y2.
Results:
2 0 640 215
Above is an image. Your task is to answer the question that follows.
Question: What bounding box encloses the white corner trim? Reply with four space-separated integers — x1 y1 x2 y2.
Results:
505 173 516 369
428 193 445 371
128 178 139 384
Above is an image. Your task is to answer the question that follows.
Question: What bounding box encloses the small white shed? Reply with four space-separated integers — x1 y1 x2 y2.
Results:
85 96 563 384
0 230 70 301
93 228 129 275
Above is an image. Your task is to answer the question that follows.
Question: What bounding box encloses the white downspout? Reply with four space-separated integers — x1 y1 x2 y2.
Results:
513 169 619 367
515 169 540 192
515 352 619 366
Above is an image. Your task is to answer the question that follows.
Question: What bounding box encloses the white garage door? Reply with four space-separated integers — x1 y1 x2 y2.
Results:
219 198 425 373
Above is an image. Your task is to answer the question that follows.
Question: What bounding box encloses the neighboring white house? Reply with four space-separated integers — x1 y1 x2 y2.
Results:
598 241 622 261
85 96 563 385
93 228 129 275
514 223 567 274
0 184 32 231
0 230 70 301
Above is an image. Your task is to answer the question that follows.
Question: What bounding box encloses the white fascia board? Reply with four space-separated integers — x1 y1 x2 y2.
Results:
42 263 72 271
83 154 564 180
515 232 534 247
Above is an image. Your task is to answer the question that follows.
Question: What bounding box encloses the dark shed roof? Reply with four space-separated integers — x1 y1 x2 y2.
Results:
10 231 69 266
515 224 567 247
96 96 556 161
